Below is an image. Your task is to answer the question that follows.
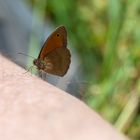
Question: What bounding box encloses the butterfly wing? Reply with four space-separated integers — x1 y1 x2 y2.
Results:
43 47 71 76
35 26 71 76
38 26 67 60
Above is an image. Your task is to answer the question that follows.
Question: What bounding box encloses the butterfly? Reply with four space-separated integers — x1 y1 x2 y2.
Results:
33 26 71 77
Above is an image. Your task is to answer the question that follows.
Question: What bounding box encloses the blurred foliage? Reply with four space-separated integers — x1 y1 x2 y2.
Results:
26 0 140 139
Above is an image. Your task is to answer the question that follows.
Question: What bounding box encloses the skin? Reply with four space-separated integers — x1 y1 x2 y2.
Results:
0 54 129 140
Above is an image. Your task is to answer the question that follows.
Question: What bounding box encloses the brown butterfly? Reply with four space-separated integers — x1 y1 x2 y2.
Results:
33 26 71 76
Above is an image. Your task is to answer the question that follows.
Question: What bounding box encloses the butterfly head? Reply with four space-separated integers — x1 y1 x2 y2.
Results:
33 59 44 70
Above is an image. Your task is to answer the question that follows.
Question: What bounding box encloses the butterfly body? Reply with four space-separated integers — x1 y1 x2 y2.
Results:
33 26 71 76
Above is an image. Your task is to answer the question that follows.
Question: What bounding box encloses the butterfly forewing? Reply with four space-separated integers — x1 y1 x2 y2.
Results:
38 26 67 60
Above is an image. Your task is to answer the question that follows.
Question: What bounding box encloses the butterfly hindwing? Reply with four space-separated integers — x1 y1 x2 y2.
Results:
43 47 71 76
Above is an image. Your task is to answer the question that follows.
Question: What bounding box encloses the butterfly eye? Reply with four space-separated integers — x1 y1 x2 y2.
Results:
56 33 60 37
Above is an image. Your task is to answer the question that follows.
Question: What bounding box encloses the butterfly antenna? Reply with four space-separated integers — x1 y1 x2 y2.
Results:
18 52 36 59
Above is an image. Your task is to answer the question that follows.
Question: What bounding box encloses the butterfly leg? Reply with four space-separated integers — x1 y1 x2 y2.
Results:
23 66 34 75
38 70 47 80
